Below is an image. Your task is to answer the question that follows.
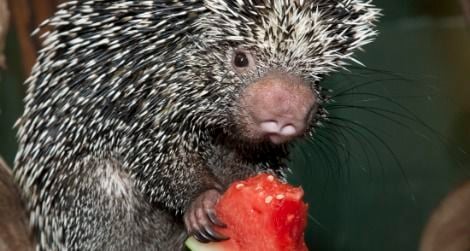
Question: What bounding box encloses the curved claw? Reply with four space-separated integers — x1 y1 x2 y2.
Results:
208 210 227 228
203 225 229 241
184 189 229 243
193 230 212 243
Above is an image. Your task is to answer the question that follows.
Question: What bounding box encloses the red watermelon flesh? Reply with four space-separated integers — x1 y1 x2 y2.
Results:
186 173 309 251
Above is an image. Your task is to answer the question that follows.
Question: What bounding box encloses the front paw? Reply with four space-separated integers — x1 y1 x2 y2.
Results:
183 189 229 243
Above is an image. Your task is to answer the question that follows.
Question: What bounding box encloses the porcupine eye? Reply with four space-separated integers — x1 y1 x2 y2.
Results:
232 50 254 72
234 52 249 68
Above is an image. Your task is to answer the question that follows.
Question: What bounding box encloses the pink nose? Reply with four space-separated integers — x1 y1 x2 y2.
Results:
241 72 317 144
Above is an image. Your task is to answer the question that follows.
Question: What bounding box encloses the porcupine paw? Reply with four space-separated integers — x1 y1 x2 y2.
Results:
184 189 229 243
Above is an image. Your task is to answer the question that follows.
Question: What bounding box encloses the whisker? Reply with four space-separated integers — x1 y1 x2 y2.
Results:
308 213 328 232
327 104 433 142
326 116 417 202
324 119 388 182
330 78 413 98
327 91 470 172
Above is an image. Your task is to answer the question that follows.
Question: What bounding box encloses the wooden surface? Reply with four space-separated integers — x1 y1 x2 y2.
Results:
6 0 61 75
0 0 9 69
0 157 34 251
462 0 470 24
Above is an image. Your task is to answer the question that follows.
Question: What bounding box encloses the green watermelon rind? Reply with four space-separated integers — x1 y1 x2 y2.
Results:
185 236 223 251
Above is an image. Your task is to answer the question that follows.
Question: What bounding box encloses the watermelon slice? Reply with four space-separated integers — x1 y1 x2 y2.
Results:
185 173 309 251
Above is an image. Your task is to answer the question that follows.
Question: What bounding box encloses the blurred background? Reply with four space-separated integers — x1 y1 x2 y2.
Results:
0 0 469 250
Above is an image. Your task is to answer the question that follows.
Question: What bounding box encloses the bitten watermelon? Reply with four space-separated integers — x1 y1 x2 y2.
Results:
186 173 309 251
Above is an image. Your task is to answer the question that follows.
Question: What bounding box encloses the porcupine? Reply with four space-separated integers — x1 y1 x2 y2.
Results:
13 0 380 250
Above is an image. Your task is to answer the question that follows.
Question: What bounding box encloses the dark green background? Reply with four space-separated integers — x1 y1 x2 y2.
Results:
1 0 469 250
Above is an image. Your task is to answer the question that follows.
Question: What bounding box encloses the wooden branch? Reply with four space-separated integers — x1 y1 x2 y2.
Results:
6 0 59 76
420 181 470 251
0 0 9 69
462 0 470 25
0 157 34 251
6 0 36 75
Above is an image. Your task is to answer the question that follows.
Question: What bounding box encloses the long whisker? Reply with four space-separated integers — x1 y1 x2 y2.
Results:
323 119 388 181
325 116 417 202
328 91 470 171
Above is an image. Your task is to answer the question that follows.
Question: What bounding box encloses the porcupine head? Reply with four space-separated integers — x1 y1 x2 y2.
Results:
14 0 380 250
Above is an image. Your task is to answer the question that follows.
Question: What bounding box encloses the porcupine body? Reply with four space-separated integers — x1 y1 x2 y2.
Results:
14 0 379 250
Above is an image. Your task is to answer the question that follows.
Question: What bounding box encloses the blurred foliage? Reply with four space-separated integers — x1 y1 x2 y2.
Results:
0 1 469 250
0 29 24 165
291 1 470 249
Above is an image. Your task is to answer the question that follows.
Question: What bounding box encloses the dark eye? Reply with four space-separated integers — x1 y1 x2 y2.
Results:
233 52 249 68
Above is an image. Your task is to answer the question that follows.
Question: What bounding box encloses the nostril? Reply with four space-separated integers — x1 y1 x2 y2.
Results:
260 121 299 136
280 125 297 136
259 120 302 144
260 121 281 133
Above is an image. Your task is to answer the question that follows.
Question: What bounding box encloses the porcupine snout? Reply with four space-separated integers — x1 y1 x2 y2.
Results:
240 71 318 145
